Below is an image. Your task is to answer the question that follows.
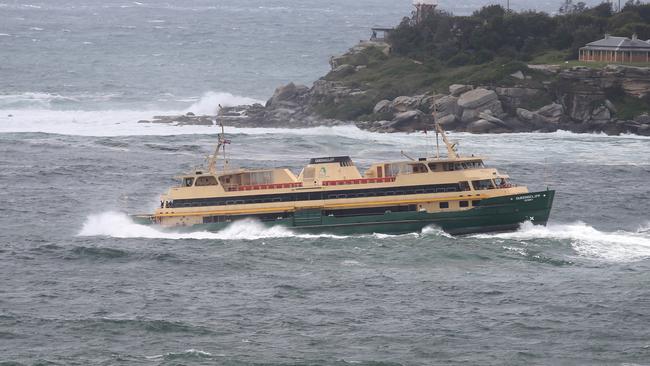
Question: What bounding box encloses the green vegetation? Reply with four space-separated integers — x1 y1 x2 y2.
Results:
605 86 650 120
318 1 650 121
390 1 650 65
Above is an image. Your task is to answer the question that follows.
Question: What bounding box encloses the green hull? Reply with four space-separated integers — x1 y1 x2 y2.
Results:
136 190 555 236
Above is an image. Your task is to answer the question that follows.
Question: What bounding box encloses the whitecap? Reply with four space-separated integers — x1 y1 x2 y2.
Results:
341 259 363 266
474 221 650 262
78 212 348 240
145 349 213 360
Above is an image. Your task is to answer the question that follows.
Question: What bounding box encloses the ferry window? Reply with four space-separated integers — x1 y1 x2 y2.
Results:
183 177 194 187
459 181 470 191
472 179 495 190
472 200 481 206
439 202 449 209
410 163 428 174
427 163 439 172
385 164 400 177
195 176 218 186
460 201 469 208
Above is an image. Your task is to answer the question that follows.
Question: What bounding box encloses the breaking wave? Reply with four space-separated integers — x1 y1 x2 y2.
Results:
185 91 263 115
78 212 347 240
0 92 80 109
145 349 218 361
77 212 452 241
474 221 650 262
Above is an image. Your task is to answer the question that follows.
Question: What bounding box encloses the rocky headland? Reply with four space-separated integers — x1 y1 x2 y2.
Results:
140 3 650 136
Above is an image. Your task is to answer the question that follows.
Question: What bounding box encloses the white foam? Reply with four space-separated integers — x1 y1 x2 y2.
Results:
185 91 263 115
145 349 213 360
475 221 650 262
78 212 347 240
421 225 455 238
341 259 364 266
0 92 80 109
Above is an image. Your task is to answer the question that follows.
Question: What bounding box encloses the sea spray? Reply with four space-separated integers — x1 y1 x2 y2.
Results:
185 91 264 115
78 212 347 240
474 221 650 262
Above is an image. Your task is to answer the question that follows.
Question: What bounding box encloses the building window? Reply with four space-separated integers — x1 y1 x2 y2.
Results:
439 202 449 209
460 201 469 208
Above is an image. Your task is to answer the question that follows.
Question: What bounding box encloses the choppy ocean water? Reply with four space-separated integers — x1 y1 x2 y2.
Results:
2 1 650 365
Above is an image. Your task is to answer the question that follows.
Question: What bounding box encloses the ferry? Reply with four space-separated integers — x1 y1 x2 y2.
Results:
132 124 554 235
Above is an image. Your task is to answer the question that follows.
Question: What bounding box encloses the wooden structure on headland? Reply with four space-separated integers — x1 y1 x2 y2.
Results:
579 34 650 64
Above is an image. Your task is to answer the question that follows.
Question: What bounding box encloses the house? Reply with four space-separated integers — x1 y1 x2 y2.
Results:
579 34 650 63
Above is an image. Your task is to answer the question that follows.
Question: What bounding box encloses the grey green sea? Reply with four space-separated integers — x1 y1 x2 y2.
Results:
1 1 650 365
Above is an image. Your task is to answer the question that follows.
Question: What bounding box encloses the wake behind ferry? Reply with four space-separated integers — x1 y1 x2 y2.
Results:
132 124 554 235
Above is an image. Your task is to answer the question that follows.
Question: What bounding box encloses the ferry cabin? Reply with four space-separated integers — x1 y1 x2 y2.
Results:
153 156 524 228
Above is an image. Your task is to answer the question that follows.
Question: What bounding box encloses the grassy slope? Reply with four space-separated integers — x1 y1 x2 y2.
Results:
317 46 557 121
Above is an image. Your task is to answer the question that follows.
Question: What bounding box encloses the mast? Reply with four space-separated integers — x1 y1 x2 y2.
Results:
208 123 230 174
435 122 459 159
433 105 440 158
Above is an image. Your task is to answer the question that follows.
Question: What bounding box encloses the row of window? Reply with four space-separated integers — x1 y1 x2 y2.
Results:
171 183 468 208
439 200 480 209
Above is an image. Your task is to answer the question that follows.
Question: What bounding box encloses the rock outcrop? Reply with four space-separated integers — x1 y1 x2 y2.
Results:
139 40 650 136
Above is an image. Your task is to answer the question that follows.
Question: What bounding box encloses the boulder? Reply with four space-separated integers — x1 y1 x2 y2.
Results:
436 114 458 129
478 112 509 129
433 95 459 117
373 99 392 114
537 103 564 119
266 82 309 108
466 119 496 133
458 88 499 109
634 114 650 125
457 88 503 123
495 87 543 112
391 96 423 112
330 64 355 77
591 105 611 121
510 70 525 80
516 108 535 121
418 94 436 111
449 84 473 97
389 110 430 131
